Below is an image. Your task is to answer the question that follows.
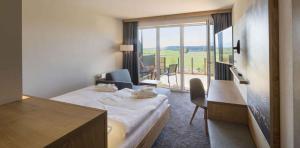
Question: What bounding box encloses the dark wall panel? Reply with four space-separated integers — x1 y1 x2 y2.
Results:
0 0 22 105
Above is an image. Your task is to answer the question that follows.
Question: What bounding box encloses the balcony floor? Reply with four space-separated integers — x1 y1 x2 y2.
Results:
158 74 209 91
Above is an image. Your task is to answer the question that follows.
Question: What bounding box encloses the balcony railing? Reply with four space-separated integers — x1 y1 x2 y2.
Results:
140 54 210 80
159 57 208 75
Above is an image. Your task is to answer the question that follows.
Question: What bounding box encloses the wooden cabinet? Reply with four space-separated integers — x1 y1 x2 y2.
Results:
0 98 107 148
207 80 255 148
207 80 248 124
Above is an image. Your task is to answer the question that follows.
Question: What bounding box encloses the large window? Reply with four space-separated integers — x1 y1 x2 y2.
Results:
138 21 218 91
183 24 208 90
138 28 157 80
159 27 181 89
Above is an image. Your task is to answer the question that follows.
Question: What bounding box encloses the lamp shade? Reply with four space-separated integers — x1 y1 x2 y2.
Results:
120 45 133 52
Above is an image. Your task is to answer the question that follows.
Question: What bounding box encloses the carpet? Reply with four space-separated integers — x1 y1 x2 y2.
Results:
152 92 210 148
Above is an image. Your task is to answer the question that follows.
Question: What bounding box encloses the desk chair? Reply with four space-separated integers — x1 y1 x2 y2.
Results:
189 78 208 135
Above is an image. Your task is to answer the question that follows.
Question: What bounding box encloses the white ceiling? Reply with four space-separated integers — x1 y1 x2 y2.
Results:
76 0 235 19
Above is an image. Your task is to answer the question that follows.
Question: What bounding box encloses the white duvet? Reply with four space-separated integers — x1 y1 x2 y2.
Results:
50 86 167 137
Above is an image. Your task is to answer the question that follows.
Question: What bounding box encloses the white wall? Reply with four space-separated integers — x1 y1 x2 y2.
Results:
232 0 270 147
232 0 251 103
22 0 123 98
0 0 22 105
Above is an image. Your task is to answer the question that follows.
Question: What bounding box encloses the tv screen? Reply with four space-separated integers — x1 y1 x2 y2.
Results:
215 27 233 64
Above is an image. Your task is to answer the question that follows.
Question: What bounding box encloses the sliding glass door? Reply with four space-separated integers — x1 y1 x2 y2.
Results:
138 28 157 80
138 20 214 91
159 27 181 90
183 23 208 91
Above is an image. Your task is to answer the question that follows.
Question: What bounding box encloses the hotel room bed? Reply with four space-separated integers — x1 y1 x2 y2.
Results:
50 86 170 148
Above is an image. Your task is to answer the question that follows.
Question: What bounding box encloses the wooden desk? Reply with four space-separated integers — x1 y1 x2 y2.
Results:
0 97 107 148
207 80 248 124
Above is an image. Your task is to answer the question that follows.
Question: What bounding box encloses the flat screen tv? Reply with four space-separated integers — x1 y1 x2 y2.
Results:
215 27 233 64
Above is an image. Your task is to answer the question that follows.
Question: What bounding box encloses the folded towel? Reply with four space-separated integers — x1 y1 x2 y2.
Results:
132 87 158 99
95 84 118 92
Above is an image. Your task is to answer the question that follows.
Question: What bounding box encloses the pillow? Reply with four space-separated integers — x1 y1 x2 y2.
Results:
95 84 118 92
132 87 158 99
96 80 133 90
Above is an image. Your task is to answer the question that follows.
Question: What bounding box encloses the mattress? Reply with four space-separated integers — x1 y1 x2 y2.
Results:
110 100 169 148
50 86 169 148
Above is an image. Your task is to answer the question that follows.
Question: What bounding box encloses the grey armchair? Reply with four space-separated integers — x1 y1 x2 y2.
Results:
95 69 135 89
95 69 171 96
106 69 133 84
96 69 171 95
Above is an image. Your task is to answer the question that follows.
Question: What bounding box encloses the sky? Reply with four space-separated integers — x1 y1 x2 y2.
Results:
139 26 232 49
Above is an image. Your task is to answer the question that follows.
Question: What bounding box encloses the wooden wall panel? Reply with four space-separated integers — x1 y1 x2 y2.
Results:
293 0 300 146
0 0 22 105
269 0 280 147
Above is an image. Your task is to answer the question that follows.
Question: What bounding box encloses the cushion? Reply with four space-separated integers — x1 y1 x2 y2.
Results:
132 85 171 96
106 69 133 84
95 84 118 92
96 80 133 90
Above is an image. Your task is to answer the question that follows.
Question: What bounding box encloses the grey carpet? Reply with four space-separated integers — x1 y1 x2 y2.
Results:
152 92 210 148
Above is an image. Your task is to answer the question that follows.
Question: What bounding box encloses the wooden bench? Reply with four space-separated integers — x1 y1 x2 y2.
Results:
207 80 255 148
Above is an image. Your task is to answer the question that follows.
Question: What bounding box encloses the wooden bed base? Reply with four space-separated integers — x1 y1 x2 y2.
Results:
137 106 171 148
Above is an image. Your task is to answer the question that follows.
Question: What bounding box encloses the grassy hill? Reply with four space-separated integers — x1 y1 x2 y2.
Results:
142 47 232 74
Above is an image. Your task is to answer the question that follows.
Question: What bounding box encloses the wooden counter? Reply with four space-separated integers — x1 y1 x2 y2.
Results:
0 97 107 148
207 80 248 124
208 80 246 105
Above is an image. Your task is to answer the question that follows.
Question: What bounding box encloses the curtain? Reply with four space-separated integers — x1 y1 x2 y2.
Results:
123 22 139 85
212 13 232 80
212 13 232 34
215 62 233 80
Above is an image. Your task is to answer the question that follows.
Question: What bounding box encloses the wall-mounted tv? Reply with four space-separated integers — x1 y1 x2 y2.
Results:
215 27 233 64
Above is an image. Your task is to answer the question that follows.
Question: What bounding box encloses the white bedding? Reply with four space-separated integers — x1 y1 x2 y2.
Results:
50 86 169 148
116 100 169 148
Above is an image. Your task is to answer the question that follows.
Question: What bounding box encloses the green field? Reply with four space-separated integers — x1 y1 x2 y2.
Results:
143 48 232 74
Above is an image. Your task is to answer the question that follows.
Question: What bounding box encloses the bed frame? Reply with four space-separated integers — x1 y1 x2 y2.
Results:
137 106 171 148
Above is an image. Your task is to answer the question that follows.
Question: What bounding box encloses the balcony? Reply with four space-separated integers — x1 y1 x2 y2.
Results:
140 55 211 91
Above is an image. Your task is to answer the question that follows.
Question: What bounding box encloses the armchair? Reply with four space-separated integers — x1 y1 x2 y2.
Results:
96 69 151 90
95 69 171 95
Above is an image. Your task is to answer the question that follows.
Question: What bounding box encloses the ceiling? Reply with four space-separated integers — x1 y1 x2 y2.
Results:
76 0 235 19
